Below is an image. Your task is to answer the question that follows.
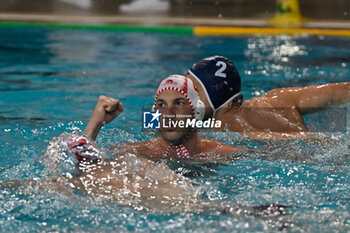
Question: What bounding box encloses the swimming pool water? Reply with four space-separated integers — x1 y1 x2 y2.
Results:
0 27 349 232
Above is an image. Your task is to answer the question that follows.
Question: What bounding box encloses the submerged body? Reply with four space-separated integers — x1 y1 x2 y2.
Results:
1 134 203 212
68 154 203 212
59 133 198 204
0 147 286 216
0 133 286 216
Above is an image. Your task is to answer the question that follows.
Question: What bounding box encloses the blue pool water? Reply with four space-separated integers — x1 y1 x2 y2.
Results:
0 27 349 232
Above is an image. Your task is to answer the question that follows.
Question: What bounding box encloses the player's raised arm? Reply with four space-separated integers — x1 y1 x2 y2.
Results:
264 82 350 115
293 82 350 114
84 95 124 140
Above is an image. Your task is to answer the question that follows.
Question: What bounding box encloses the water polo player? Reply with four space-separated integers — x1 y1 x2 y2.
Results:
187 56 350 138
83 74 247 162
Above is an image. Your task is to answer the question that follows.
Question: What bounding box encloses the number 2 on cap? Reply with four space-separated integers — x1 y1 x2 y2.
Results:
215 61 227 78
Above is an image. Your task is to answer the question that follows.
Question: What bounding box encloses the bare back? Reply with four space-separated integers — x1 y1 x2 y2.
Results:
221 93 308 134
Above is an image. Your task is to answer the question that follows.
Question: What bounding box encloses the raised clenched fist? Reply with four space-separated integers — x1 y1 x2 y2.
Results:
84 96 124 140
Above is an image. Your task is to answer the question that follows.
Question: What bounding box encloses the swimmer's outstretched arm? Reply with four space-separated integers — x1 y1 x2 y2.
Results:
0 179 26 189
265 82 350 115
0 177 78 198
84 96 123 140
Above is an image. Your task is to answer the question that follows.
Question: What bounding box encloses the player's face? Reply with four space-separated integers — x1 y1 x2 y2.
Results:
155 90 193 144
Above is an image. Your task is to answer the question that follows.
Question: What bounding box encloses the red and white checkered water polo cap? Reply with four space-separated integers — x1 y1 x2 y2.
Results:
154 75 205 121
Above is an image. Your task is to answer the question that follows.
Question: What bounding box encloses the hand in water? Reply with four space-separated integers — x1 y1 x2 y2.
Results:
84 96 124 140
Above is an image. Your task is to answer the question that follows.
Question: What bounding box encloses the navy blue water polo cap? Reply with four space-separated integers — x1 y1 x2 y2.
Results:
188 56 241 115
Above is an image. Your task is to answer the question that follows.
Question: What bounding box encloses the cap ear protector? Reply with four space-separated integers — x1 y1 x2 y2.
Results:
194 99 205 121
153 75 205 121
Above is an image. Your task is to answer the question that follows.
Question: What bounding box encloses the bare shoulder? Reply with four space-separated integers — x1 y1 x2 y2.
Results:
200 138 248 155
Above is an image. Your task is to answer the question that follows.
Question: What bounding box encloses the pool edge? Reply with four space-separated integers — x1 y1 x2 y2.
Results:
1 13 350 37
